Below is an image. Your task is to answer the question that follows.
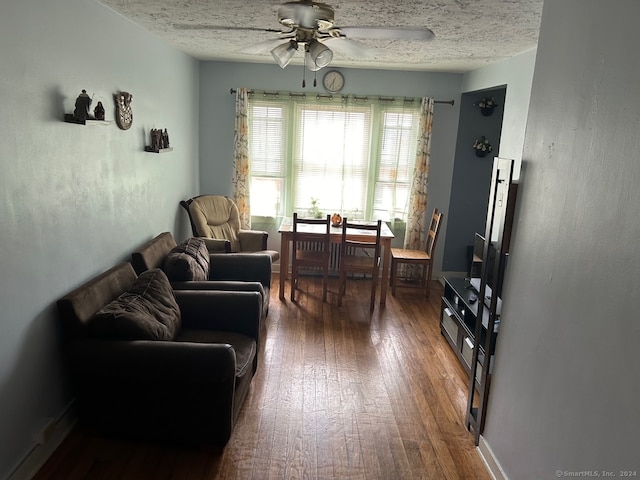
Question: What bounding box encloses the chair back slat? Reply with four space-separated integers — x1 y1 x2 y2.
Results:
425 209 444 257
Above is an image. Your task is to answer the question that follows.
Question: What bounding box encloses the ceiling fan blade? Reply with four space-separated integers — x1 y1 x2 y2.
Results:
237 38 295 56
338 26 435 41
172 24 284 33
323 37 374 59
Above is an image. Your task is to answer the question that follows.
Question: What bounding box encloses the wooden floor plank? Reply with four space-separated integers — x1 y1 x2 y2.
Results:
33 274 490 480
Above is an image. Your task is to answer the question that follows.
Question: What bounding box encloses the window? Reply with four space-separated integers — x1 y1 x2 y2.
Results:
248 94 420 222
374 110 420 221
248 102 288 217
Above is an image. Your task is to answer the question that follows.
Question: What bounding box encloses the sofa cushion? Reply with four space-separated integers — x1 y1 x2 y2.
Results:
89 269 181 340
175 330 256 378
163 237 210 281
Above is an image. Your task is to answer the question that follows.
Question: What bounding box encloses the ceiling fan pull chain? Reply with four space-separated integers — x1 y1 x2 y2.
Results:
302 59 306 88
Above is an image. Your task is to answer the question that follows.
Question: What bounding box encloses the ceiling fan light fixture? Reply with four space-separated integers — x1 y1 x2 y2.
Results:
306 39 333 70
271 39 298 68
305 51 322 71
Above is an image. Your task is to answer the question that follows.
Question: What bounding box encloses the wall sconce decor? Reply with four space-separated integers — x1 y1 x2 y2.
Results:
114 91 133 130
473 136 493 157
476 97 498 116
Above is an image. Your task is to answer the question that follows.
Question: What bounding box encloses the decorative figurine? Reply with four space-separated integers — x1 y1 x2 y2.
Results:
146 128 172 152
93 101 105 120
152 129 162 151
114 91 133 130
73 89 92 123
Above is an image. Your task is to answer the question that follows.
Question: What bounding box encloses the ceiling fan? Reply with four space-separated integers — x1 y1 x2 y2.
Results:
173 0 435 71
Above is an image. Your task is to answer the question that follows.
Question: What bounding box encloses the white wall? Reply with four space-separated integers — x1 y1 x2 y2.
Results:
482 1 640 478
0 0 199 477
198 62 464 270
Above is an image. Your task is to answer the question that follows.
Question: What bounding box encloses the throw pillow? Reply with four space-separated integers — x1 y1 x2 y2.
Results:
163 237 210 281
90 269 181 340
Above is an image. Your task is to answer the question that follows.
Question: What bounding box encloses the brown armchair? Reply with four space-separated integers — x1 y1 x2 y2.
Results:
57 263 262 447
180 195 279 261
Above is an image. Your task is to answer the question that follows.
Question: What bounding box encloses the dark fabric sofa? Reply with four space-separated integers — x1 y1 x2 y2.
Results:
131 232 272 325
57 262 262 446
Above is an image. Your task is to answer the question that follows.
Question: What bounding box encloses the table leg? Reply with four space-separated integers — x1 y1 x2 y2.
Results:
380 239 391 305
279 233 290 300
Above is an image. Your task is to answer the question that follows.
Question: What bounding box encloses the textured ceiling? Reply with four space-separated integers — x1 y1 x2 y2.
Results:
99 0 543 72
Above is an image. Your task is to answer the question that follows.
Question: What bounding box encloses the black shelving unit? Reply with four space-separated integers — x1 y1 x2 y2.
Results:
466 157 517 444
439 157 517 445
440 277 496 388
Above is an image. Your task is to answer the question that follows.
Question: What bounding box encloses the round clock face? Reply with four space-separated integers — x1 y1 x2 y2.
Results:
323 70 345 93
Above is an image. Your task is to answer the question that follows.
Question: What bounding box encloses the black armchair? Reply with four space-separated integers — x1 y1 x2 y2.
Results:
57 262 261 446
131 231 272 323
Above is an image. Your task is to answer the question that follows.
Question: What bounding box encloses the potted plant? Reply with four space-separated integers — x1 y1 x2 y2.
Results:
473 136 493 157
308 197 323 219
476 97 498 116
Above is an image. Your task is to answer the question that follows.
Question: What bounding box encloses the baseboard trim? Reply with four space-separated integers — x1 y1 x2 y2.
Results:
8 403 76 480
477 435 508 480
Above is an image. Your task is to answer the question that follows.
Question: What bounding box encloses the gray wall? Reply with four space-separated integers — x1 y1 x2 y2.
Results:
0 0 199 477
443 86 506 272
482 1 640 478
198 62 464 270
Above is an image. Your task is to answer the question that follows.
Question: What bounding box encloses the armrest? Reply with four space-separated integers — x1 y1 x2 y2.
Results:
208 253 272 288
70 339 236 383
202 238 231 253
238 229 268 251
171 280 265 297
174 290 261 341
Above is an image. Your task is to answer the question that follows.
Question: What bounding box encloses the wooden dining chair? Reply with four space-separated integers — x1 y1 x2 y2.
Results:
390 208 444 297
290 213 332 302
338 218 382 311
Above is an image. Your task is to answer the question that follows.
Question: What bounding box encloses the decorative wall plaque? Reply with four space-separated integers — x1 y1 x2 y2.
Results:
114 91 133 130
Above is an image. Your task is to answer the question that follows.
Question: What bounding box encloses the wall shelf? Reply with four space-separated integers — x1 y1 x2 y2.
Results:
63 114 112 126
144 147 173 153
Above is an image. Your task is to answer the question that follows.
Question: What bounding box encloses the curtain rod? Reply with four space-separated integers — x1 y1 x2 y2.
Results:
229 88 454 105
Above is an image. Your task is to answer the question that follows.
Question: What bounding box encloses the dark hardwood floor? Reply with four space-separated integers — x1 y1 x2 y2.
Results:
33 275 490 480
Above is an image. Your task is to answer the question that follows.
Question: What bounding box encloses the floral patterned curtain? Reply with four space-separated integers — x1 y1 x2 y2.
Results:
404 97 434 271
232 87 251 229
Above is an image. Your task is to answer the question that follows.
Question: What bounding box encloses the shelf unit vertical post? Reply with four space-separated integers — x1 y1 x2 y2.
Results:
465 157 517 445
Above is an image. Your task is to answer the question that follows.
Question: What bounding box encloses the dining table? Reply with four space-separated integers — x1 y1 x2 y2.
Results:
278 217 395 305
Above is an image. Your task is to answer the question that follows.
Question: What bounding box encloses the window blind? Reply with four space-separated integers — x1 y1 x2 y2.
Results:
248 102 288 217
293 104 372 218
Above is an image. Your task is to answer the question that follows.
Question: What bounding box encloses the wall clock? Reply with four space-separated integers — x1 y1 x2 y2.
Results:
322 70 345 93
